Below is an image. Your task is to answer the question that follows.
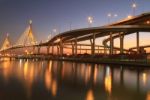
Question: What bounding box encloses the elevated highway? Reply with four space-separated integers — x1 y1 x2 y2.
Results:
1 12 150 56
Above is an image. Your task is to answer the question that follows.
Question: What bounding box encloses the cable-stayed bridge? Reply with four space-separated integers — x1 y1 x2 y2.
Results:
1 12 150 63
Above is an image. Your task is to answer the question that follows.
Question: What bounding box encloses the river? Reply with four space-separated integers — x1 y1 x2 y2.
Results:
0 59 149 100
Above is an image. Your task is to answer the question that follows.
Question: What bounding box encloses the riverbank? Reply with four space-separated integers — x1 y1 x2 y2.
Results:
55 57 150 67
1 55 150 67
14 55 150 67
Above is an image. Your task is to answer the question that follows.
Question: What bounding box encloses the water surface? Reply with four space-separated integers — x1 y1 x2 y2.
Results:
0 59 150 100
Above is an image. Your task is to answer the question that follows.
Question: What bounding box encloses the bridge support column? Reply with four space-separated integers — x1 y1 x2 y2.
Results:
80 44 81 54
57 45 60 55
51 44 54 55
37 46 41 54
120 33 124 54
33 47 35 54
71 42 74 55
47 46 50 54
136 32 140 54
109 32 113 55
90 33 95 56
74 38 77 56
59 38 63 56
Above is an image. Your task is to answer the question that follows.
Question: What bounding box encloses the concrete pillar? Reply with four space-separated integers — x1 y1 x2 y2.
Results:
37 46 41 54
71 42 75 55
47 46 50 54
90 33 95 55
33 46 35 54
120 33 124 54
59 38 63 56
136 32 140 54
74 38 77 55
109 32 113 55
71 42 74 55
57 45 60 55
80 44 81 54
52 44 54 55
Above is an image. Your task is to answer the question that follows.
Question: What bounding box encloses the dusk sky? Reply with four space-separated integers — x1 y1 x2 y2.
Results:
0 0 150 47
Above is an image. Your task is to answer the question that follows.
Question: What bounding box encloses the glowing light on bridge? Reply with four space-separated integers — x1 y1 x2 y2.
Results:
53 29 57 33
87 16 93 27
107 13 118 23
29 20 32 24
127 15 133 19
146 21 150 24
131 2 137 16
132 3 137 8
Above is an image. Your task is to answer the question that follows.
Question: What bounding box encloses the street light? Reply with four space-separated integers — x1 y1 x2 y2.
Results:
52 29 57 37
87 16 93 27
53 29 57 33
114 14 118 17
132 3 137 16
107 13 118 23
146 21 150 24
29 20 32 24
107 13 112 17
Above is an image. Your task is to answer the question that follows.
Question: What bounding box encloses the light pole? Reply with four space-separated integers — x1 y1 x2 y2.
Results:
87 16 93 27
107 13 112 24
53 29 57 37
69 22 72 31
131 2 137 16
107 13 118 24
87 16 95 55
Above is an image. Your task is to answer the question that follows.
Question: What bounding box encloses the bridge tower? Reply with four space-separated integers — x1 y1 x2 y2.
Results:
16 20 36 46
15 20 37 54
0 34 11 51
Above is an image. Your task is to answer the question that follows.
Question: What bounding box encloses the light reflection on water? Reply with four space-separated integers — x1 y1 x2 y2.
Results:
86 89 94 100
104 67 112 94
0 60 150 100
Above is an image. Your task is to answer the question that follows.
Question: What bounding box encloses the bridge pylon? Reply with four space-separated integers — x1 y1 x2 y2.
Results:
15 20 37 46
0 33 11 51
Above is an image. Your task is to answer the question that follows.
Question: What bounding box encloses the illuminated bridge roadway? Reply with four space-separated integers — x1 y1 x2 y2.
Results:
1 12 150 66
